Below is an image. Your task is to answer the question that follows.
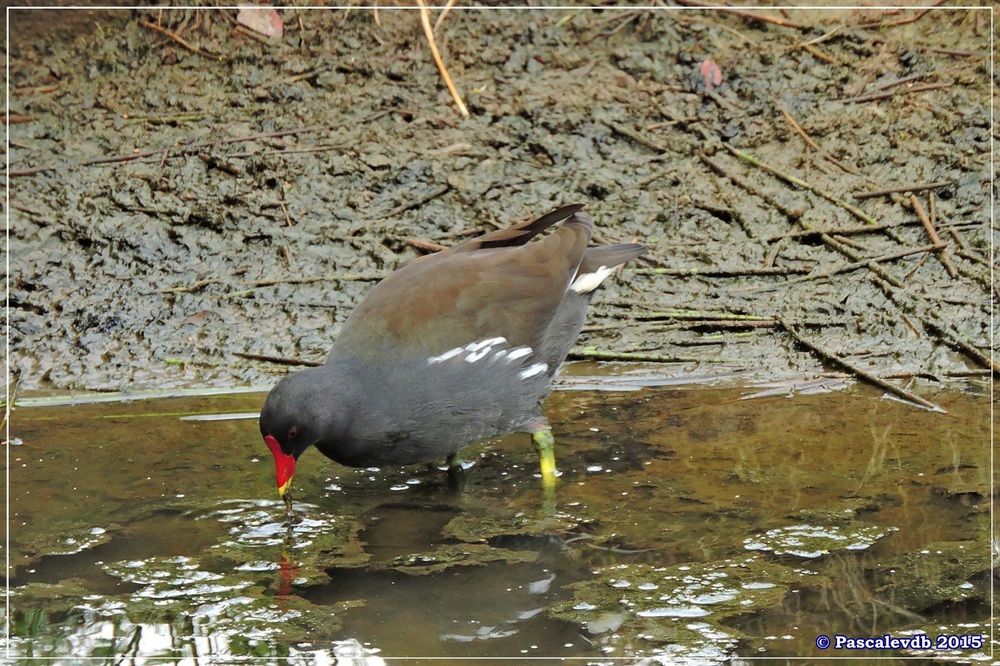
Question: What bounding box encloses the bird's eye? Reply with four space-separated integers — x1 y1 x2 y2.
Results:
288 427 299 439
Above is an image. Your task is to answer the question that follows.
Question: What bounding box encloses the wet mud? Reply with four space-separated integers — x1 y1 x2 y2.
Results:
6 5 994 400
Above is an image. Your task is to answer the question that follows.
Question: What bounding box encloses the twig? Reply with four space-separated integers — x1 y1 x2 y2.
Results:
928 48 976 57
777 317 946 412
10 203 44 216
951 261 993 291
909 194 958 277
873 279 999 375
955 247 989 268
840 82 952 104
852 181 953 200
920 318 1000 375
198 153 242 176
279 201 294 227
946 230 970 255
591 9 642 30
433 0 458 32
909 195 943 246
636 308 771 322
829 234 865 250
416 0 469 118
12 84 60 95
605 121 668 153
243 273 382 289
764 237 785 266
406 238 448 253
794 26 841 48
672 12 758 46
699 153 803 220
872 72 938 93
82 124 340 167
942 369 992 377
139 19 213 57
778 106 856 174
705 135 914 291
746 244 944 292
857 5 939 30
124 113 206 124
674 0 811 31
677 319 778 330
779 107 820 151
566 348 724 364
381 184 451 219
761 219 922 242
724 144 879 225
160 277 222 293
636 266 811 277
705 89 742 112
226 143 346 159
234 352 322 367
233 24 275 45
800 44 842 67
899 314 921 338
425 142 474 156
159 273 382 294
820 234 905 288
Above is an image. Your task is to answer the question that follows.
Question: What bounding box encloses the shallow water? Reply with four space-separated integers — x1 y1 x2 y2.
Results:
3 377 993 664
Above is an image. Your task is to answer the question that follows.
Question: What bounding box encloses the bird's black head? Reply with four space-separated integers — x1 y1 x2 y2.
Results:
259 370 324 497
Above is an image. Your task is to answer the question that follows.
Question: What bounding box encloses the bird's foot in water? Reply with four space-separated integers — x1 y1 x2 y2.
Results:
283 493 303 525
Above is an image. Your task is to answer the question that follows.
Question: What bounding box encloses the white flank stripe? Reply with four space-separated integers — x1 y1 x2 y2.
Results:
465 347 493 363
506 347 532 362
518 363 548 380
431 337 509 365
427 347 463 364
570 265 614 294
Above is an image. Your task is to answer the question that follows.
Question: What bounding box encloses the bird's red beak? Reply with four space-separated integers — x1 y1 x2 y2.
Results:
264 434 296 497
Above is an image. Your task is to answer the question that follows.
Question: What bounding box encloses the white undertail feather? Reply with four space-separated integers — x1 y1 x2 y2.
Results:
569 265 615 294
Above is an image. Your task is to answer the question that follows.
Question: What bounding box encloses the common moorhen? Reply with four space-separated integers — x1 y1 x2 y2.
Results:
259 204 645 512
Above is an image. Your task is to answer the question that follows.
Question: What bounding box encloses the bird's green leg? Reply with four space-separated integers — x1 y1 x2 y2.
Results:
532 425 558 489
282 488 302 525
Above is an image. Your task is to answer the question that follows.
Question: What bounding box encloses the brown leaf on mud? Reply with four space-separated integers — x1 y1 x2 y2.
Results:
700 58 723 92
236 6 284 39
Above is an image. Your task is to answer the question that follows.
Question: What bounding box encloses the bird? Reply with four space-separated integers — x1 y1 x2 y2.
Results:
259 203 645 516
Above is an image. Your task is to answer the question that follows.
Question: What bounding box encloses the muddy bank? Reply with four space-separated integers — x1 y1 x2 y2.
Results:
7 6 993 399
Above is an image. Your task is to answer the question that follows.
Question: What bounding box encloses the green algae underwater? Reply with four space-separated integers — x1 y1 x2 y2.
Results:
4 378 992 664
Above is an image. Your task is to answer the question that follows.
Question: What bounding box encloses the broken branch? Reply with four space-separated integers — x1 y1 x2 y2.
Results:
417 0 469 118
777 317 946 412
